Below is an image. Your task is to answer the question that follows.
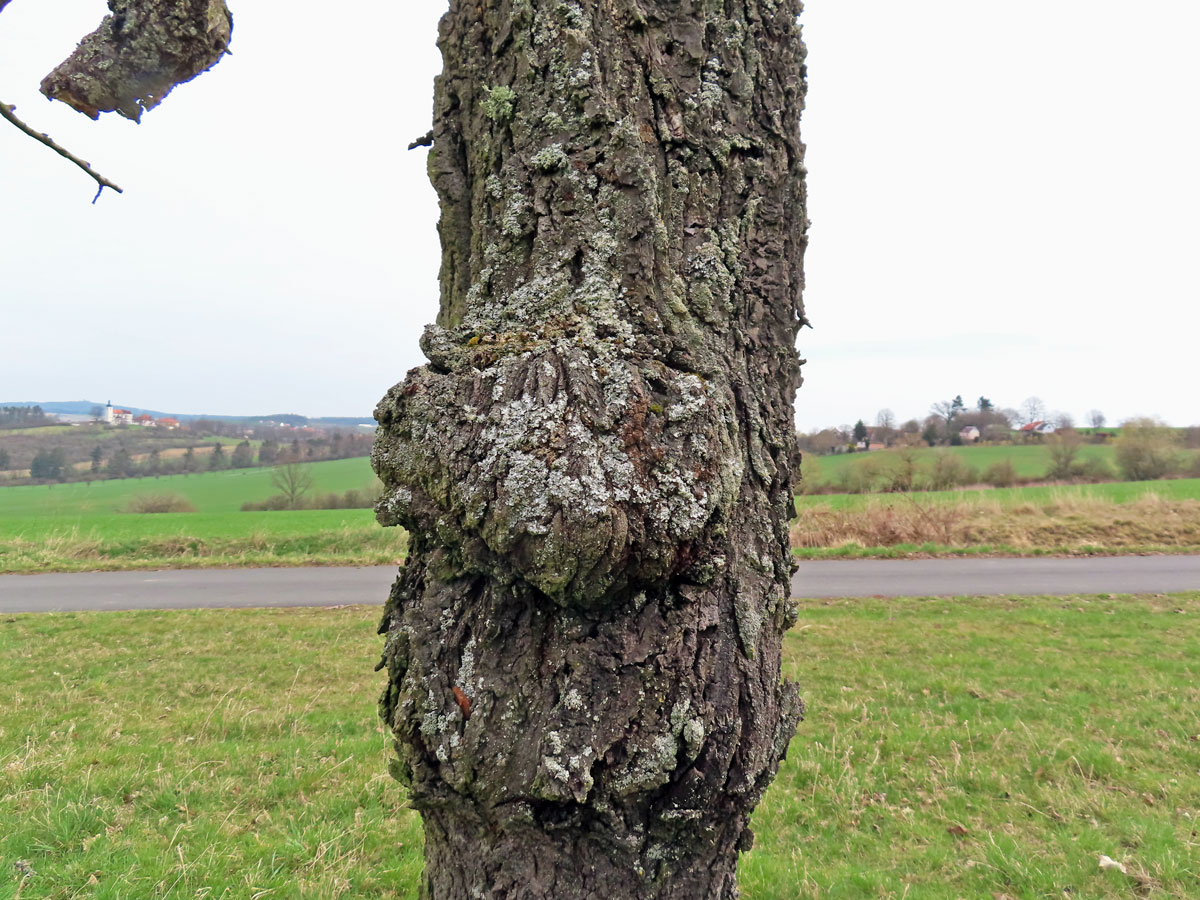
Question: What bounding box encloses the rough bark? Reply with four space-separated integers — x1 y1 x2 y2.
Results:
374 1 807 897
40 0 232 121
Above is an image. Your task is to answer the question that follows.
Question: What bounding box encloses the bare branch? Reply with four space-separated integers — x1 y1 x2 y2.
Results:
0 101 123 201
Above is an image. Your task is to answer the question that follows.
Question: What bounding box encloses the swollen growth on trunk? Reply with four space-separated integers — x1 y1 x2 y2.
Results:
373 1 808 896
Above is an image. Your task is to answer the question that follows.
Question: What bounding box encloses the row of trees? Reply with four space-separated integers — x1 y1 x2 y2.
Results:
0 405 51 430
804 396 1118 455
239 463 382 511
21 432 374 483
808 419 1200 496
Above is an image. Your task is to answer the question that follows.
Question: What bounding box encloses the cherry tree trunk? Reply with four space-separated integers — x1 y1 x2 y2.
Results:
373 1 807 896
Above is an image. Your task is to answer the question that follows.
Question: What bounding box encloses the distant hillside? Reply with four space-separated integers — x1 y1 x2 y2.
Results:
0 401 374 428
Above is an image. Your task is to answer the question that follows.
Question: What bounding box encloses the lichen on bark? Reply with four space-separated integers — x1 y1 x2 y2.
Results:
374 1 808 896
40 0 232 121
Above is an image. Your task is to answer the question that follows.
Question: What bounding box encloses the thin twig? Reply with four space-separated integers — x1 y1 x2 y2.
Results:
0 100 123 202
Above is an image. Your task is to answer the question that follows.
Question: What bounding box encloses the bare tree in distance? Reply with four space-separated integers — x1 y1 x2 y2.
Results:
875 408 896 429
270 463 313 510
372 0 808 895
1088 409 1107 429
1020 396 1047 425
931 395 965 429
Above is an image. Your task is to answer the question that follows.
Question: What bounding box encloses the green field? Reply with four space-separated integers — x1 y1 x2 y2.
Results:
0 459 402 573
2 594 1196 898
0 456 377 517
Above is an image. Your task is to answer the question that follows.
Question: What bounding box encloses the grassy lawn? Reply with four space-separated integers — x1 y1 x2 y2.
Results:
2 595 1196 898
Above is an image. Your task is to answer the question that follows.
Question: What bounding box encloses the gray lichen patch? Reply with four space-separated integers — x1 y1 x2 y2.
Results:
373 340 743 608
530 142 568 171
41 0 232 121
610 732 679 796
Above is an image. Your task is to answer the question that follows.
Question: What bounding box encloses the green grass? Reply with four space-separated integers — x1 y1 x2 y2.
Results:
0 460 394 572
2 595 1196 898
797 477 1200 511
0 509 377 542
0 458 377 517
0 606 423 898
750 591 1200 897
0 511 403 574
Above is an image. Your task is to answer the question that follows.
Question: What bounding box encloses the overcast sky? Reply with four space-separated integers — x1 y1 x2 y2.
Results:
1 1 1197 429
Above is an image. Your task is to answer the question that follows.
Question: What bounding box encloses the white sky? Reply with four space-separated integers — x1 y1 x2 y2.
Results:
1 1 1197 429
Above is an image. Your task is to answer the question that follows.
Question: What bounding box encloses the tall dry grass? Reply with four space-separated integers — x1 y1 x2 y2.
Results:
790 492 1200 551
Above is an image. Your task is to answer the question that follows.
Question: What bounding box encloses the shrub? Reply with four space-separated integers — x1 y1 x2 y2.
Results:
838 456 890 494
883 450 921 493
927 451 970 490
240 494 292 512
125 493 197 514
982 459 1017 488
241 481 383 512
798 454 824 494
1114 418 1180 481
1076 457 1115 482
1185 453 1200 478
1045 430 1084 480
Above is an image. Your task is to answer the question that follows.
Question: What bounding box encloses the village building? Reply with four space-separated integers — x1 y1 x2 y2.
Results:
1018 421 1057 436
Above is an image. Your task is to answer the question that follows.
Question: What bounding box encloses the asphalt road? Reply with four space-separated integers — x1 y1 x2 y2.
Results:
1 556 1198 614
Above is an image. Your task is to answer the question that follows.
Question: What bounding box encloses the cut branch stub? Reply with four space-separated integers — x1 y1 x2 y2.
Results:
40 0 232 121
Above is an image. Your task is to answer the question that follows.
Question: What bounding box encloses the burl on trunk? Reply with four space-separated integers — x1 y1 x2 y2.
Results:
373 1 808 896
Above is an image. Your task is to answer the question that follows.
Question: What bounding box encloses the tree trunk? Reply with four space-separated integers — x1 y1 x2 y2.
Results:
373 1 807 896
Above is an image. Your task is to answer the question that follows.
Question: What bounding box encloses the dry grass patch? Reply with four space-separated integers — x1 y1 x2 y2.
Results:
791 493 1200 555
